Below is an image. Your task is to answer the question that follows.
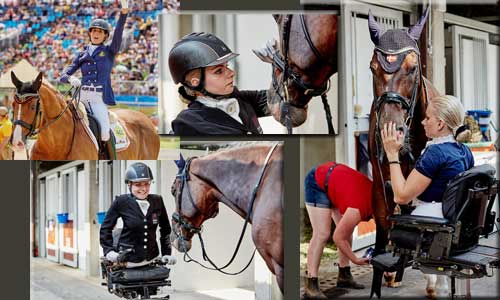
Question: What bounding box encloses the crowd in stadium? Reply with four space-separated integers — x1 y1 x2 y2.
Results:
0 0 163 95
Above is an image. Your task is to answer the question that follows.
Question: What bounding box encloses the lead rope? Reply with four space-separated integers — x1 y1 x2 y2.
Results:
183 143 280 275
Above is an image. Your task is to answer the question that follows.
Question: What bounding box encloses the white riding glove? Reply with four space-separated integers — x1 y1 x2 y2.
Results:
160 255 177 265
106 251 119 262
68 76 81 88
120 0 129 9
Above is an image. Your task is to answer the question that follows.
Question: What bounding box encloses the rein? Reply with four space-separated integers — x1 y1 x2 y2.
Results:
172 143 279 275
273 15 335 134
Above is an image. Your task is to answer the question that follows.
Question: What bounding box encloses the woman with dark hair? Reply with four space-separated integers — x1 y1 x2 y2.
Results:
59 0 129 155
168 32 270 135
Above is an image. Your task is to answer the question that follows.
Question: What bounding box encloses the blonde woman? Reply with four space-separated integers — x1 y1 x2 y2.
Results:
381 95 474 297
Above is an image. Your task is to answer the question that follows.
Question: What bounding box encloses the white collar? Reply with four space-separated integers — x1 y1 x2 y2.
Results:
196 97 243 124
423 134 456 153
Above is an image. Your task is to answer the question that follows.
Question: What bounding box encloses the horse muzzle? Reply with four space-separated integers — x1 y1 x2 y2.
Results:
171 233 192 253
267 90 308 127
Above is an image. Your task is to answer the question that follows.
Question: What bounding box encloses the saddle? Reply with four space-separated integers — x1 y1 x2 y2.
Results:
74 102 130 158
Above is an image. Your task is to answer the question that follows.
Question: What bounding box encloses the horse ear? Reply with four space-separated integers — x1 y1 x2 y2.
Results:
11 71 22 90
273 15 282 24
408 6 430 41
174 153 186 171
368 10 384 46
32 72 43 91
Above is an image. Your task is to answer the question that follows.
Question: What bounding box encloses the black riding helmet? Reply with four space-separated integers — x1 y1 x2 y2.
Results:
124 162 154 184
168 32 239 98
88 19 111 44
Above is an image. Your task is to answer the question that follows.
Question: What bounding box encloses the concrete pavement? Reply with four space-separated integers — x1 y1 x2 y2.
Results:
301 232 499 299
31 258 255 300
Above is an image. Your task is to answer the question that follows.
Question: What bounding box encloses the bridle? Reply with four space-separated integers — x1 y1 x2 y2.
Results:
171 143 279 275
271 15 335 134
372 49 428 211
12 87 81 158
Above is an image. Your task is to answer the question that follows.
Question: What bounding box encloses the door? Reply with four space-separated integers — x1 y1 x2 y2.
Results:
59 168 78 268
45 174 59 263
450 26 489 111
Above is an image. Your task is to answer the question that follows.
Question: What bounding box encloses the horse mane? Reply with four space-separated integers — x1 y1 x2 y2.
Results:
40 81 70 105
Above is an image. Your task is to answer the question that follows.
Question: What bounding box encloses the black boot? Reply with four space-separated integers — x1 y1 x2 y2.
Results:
304 272 328 299
337 266 365 289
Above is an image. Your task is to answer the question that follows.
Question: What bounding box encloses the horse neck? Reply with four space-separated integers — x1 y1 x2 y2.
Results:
190 147 270 221
36 85 74 152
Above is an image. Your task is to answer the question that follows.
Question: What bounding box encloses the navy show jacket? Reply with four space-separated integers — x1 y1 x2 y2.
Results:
59 12 128 105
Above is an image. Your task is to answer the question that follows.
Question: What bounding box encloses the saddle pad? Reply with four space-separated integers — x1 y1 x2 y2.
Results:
109 111 129 152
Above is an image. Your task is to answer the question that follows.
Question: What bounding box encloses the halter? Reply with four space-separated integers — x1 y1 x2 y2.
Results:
272 15 335 134
172 143 279 275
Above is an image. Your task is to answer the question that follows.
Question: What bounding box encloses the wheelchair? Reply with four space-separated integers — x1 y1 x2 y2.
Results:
101 248 172 299
370 164 500 298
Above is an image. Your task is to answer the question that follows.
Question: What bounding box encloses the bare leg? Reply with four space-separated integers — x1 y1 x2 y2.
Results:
306 205 333 277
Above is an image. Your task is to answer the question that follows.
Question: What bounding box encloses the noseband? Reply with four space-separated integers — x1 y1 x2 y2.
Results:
272 15 335 134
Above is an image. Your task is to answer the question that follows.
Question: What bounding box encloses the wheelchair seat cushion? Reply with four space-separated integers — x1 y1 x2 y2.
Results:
110 265 170 283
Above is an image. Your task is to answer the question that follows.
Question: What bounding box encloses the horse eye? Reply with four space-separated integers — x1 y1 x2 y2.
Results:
408 65 417 75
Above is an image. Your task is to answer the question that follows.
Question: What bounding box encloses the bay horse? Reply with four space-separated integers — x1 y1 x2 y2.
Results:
253 14 338 133
10 72 160 160
170 143 284 293
367 7 441 297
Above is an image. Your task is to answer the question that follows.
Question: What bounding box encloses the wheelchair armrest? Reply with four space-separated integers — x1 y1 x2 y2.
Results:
388 214 450 225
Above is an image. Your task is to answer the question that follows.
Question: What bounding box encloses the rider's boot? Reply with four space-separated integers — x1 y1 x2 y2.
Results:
336 266 365 289
304 271 328 299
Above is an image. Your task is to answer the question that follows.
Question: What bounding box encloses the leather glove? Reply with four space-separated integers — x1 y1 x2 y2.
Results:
105 251 119 262
68 76 81 88
120 0 128 9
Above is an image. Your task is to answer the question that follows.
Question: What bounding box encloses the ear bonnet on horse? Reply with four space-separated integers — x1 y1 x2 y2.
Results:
368 7 429 73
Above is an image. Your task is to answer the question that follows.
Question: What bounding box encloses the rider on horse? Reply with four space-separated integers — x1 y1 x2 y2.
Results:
168 32 271 135
59 0 129 158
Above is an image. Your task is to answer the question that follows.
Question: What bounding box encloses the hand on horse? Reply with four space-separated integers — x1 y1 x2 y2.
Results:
381 121 404 162
120 0 129 13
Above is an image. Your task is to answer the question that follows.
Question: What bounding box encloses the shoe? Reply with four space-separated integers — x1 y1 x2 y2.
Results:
304 274 328 299
336 266 365 289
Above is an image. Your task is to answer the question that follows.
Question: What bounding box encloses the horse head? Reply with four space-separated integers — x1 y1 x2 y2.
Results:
368 7 430 164
253 14 338 128
10 71 43 150
170 154 220 252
